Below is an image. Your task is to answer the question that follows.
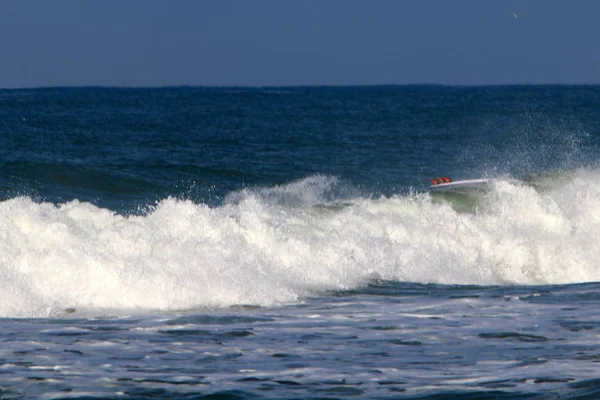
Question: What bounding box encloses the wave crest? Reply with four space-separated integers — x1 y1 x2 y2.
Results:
1 170 600 317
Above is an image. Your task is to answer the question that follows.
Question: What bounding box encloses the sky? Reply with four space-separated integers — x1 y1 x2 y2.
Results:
1 0 599 88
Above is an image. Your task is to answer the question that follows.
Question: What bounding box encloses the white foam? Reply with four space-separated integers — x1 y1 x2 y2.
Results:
1 171 600 317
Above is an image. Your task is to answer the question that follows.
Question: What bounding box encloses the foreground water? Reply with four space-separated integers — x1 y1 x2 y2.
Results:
1 86 600 398
2 282 600 399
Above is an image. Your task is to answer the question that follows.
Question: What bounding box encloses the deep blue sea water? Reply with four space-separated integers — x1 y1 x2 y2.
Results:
1 86 600 399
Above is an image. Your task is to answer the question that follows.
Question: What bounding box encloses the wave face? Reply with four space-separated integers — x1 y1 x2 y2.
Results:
2 171 599 318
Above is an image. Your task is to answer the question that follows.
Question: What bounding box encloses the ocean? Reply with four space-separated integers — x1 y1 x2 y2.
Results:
1 85 600 399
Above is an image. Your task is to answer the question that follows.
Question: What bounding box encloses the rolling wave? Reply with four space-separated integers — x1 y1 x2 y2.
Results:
1 169 599 318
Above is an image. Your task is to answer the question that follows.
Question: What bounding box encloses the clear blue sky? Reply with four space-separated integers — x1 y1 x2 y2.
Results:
1 0 599 88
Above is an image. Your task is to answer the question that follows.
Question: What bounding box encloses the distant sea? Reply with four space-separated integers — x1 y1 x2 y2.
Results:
1 85 600 399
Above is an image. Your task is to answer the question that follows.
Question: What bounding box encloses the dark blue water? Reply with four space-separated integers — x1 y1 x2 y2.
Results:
2 86 598 210
1 85 600 399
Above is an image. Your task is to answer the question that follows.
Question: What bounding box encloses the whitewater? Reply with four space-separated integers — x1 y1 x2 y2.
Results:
2 169 599 319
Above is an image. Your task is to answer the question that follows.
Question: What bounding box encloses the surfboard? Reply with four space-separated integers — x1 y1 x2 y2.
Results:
429 178 493 190
428 176 522 191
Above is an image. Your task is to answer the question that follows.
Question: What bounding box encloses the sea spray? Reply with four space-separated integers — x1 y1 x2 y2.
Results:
1 170 600 318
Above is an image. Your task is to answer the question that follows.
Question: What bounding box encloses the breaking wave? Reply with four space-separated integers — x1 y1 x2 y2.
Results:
1 170 600 318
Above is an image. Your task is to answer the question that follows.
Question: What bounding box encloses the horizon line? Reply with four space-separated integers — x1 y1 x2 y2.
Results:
2 82 600 91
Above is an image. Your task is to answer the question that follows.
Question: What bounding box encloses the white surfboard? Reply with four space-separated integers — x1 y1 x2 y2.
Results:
429 178 494 191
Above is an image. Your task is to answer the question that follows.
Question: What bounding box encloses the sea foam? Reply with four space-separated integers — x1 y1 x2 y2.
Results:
1 170 599 318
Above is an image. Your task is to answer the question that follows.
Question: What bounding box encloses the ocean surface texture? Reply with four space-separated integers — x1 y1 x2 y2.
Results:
1 86 600 399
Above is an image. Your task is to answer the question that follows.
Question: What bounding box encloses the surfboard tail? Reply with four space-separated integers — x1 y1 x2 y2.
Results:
431 176 453 185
